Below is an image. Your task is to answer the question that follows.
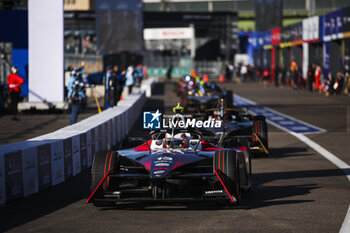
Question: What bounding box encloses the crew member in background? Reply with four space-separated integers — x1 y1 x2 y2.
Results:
7 66 24 120
126 64 134 94
314 63 322 92
113 65 120 77
104 66 113 109
135 64 144 87
108 68 118 107
116 70 126 104
307 64 315 92
68 67 86 125
262 65 270 87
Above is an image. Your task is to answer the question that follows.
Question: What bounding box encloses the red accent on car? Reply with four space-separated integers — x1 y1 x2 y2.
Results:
214 169 236 204
235 146 247 151
200 141 221 151
86 170 111 204
132 140 153 152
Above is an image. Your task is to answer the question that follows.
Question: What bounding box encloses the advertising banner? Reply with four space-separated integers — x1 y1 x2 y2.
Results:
72 135 81 176
250 32 258 50
86 130 93 167
264 30 271 46
80 133 88 170
5 151 23 201
22 147 38 196
125 111 130 137
51 141 64 185
271 27 281 45
0 152 6 204
281 25 292 43
98 124 103 151
303 16 319 42
37 144 52 190
319 15 324 42
111 117 116 146
115 115 120 144
343 7 350 37
93 127 99 153
323 42 330 78
144 28 194 40
324 9 343 41
63 138 73 180
333 9 343 40
106 121 111 150
291 22 303 45
258 32 264 49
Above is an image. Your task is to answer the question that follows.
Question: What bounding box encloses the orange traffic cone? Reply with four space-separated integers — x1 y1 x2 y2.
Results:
219 74 224 83
203 73 209 82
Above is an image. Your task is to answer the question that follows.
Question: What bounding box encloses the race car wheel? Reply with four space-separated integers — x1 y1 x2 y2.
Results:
224 90 234 107
232 138 252 193
214 150 241 205
252 115 269 154
91 150 119 207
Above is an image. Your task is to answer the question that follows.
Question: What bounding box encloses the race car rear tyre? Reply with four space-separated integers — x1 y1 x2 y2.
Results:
214 150 241 205
224 90 234 107
252 115 269 154
91 150 118 207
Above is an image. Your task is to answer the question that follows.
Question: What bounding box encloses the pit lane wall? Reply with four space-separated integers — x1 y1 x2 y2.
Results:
0 77 158 205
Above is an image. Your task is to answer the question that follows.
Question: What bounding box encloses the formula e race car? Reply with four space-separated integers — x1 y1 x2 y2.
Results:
86 127 252 207
177 75 230 112
195 98 269 156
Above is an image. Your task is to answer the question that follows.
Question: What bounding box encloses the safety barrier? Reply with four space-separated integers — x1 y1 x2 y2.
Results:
0 77 158 205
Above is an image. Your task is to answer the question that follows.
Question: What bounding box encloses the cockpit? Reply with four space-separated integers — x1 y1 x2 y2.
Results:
150 131 202 151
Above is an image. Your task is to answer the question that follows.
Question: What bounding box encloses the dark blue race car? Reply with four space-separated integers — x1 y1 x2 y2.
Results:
86 127 252 207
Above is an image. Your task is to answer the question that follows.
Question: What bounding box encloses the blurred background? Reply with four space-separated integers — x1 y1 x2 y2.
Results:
1 0 350 106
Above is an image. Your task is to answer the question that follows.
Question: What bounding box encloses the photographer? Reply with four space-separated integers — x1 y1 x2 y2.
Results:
68 67 86 125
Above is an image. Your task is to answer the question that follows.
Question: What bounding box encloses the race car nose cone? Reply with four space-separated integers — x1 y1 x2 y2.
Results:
150 154 176 178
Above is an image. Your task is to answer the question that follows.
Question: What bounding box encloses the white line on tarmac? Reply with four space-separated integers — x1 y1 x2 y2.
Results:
236 94 350 233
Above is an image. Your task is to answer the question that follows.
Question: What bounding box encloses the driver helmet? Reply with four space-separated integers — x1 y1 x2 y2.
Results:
164 133 187 148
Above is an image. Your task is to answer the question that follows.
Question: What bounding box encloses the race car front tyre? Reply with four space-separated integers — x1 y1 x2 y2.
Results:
91 150 118 207
214 150 241 205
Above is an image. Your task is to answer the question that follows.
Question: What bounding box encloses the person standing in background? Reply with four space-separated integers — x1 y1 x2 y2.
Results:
135 64 144 87
126 64 134 94
116 70 126 103
68 68 86 125
314 64 321 91
104 66 113 109
7 66 24 120
307 64 315 92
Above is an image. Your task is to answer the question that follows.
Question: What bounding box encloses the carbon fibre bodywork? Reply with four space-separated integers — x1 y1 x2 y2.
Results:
87 140 252 206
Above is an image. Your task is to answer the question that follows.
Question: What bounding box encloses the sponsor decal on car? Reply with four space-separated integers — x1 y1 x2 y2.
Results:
153 170 166 174
155 163 170 167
